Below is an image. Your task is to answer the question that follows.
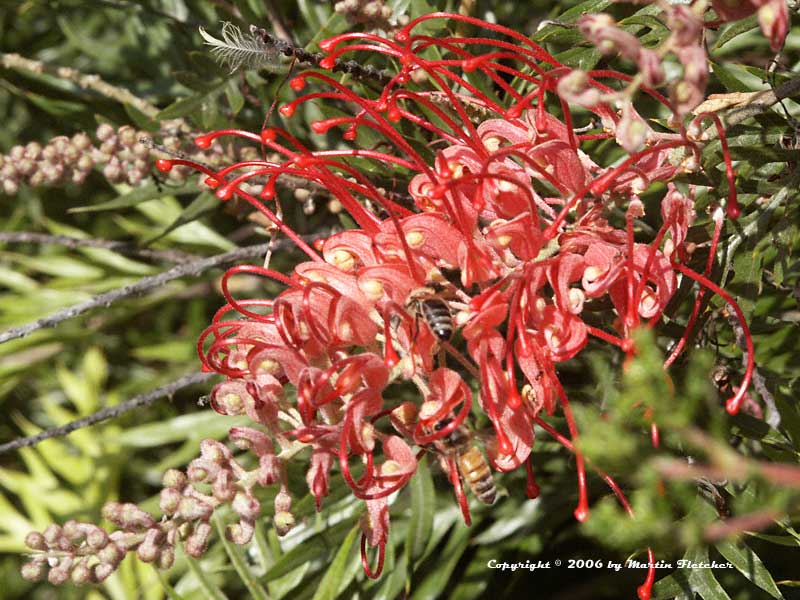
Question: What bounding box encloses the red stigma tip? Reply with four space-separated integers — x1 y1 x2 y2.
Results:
261 128 276 142
726 202 740 220
216 186 234 201
526 482 540 499
279 104 295 117
506 105 523 119
194 135 211 149
155 159 173 172
310 121 329 134
573 503 589 523
204 176 221 189
387 108 401 122
463 57 481 72
319 57 335 70
508 388 522 410
313 238 326 251
290 77 306 91
319 39 334 52
343 127 357 141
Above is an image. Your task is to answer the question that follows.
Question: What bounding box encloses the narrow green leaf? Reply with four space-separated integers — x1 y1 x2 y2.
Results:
157 85 224 121
263 518 357 582
715 15 759 50
406 457 434 562
312 525 359 600
69 182 200 213
225 79 246 115
411 523 471 600
685 547 733 600
185 555 228 600
213 514 270 600
374 547 407 600
144 191 219 245
715 540 784 599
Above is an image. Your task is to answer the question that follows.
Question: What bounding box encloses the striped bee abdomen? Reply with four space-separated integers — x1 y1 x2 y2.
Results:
419 297 453 341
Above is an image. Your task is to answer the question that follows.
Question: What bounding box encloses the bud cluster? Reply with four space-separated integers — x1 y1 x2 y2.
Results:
21 427 293 585
334 0 407 32
1 123 237 196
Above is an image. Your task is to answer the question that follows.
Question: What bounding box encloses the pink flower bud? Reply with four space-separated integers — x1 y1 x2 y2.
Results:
48 563 72 585
24 531 46 550
97 542 125 565
162 469 188 490
184 522 212 558
21 558 46 582
160 487 182 516
93 563 116 582
85 526 109 550
158 546 176 569
43 524 62 544
274 511 296 536
226 519 255 544
96 123 115 142
137 529 163 563
232 491 261 521
178 496 214 521
212 469 237 502
71 560 93 585
557 70 602 108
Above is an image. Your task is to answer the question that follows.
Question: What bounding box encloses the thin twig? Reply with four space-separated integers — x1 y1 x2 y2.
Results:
0 372 218 455
252 28 391 84
727 313 780 428
703 76 800 140
0 52 161 119
0 237 316 346
0 232 199 264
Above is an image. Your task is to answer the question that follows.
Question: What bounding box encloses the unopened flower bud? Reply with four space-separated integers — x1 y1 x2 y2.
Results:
62 520 82 541
257 454 281 486
213 469 236 502
188 458 220 482
157 545 175 569
119 503 156 529
48 564 71 585
97 542 125 565
17 158 35 176
274 488 292 514
226 519 255 544
24 142 43 159
137 528 163 563
184 522 212 558
96 123 115 142
105 159 125 183
118 126 137 147
178 496 214 521
93 563 116 582
25 531 46 550
43 524 63 544
21 558 46 581
72 132 92 150
71 560 93 585
86 526 109 550
163 469 188 490
232 491 260 521
274 511 295 536
200 439 232 463
160 487 183 516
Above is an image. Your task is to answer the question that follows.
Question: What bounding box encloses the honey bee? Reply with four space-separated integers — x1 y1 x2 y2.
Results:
425 415 497 505
406 285 454 341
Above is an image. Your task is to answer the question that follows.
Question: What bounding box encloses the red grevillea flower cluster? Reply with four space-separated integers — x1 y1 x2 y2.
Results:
154 13 756 599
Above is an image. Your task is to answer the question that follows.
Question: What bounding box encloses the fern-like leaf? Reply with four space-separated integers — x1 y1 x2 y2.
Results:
199 22 281 73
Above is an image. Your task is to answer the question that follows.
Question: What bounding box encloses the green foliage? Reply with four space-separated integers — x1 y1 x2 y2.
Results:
1 0 800 599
